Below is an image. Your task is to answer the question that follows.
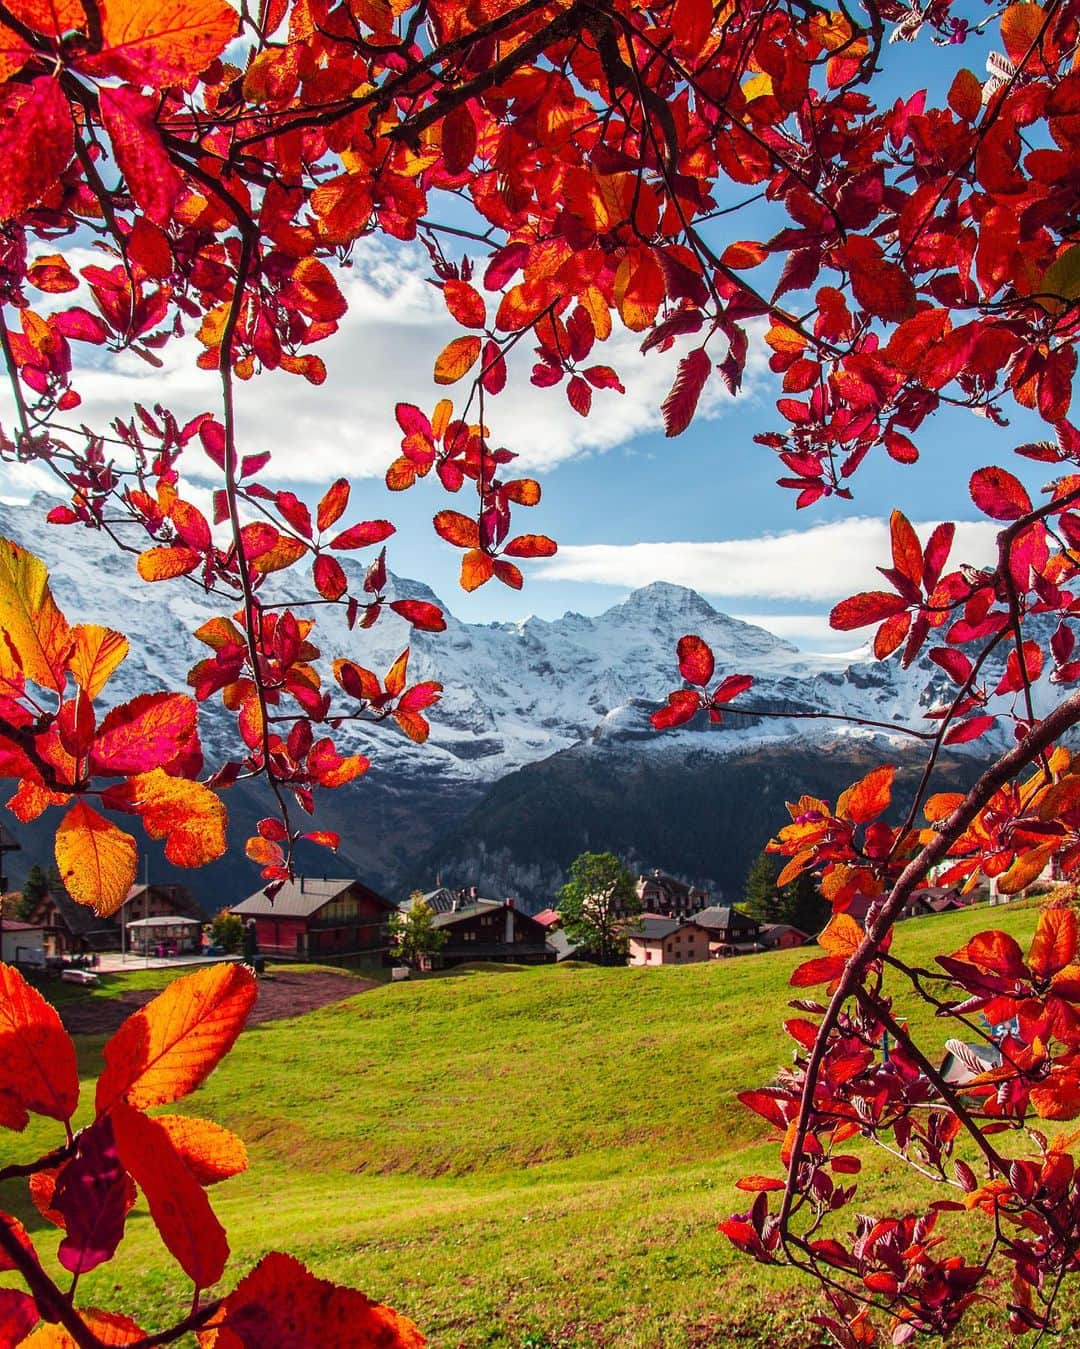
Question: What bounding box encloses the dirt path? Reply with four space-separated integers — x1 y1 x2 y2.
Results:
59 969 376 1037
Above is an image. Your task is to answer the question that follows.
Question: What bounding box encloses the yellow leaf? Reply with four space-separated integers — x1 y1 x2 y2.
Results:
154 1114 248 1185
819 912 864 959
434 334 481 385
54 800 137 916
67 624 129 698
0 535 71 692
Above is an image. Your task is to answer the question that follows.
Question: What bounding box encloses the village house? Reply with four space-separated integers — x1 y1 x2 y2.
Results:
633 871 708 919
21 881 204 958
627 915 712 966
692 905 765 956
232 877 395 960
0 918 45 966
407 891 554 966
760 923 810 951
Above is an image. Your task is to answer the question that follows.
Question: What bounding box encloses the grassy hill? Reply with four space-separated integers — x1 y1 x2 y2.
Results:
2 901 1076 1347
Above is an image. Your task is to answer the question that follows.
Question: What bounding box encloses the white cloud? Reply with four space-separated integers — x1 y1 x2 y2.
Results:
0 239 767 492
532 516 1001 602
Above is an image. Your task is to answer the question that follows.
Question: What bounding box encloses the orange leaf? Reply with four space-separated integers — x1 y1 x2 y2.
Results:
316 478 350 533
0 535 72 692
889 509 922 588
434 334 481 385
433 510 480 549
502 534 557 559
107 768 226 868
111 1102 228 1288
137 545 202 582
54 801 137 917
393 709 430 743
96 962 256 1113
67 625 129 699
818 913 863 959
1029 908 1077 979
196 1250 425 1348
461 548 494 591
1001 2 1046 68
18 1311 146 1346
81 0 237 88
837 765 894 824
248 534 307 575
998 842 1056 895
155 1115 248 1186
384 649 409 697
0 962 79 1122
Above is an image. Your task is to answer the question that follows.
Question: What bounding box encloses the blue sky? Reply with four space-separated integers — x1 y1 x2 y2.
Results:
0 13 1042 652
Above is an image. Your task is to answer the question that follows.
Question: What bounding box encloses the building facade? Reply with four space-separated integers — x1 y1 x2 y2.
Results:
627 916 712 966
232 877 395 960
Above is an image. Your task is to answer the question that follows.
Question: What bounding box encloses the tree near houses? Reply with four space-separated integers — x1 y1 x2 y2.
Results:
388 893 448 967
556 852 640 964
0 0 1077 1341
16 860 47 921
743 851 785 925
210 907 244 954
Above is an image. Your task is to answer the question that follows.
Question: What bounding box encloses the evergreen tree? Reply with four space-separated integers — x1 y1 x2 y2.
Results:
17 863 49 921
788 872 829 936
556 853 640 965
743 852 784 924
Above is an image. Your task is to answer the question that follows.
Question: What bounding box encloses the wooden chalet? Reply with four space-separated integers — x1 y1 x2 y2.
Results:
760 923 810 951
231 877 395 960
627 915 712 966
421 895 554 967
634 871 707 919
692 905 764 956
23 882 203 957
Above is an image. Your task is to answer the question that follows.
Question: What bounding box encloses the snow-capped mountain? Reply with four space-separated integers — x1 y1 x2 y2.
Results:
0 496 1039 903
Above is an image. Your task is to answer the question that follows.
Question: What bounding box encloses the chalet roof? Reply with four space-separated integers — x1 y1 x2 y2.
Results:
532 908 561 928
632 916 682 941
232 877 394 919
546 930 583 960
122 884 203 919
760 924 810 947
693 905 757 931
428 906 501 928
0 919 42 931
29 888 117 940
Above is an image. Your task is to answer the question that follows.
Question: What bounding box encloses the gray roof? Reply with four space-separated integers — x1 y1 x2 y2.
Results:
126 915 201 928
632 916 683 941
546 930 583 961
232 877 393 919
431 899 505 928
694 905 757 930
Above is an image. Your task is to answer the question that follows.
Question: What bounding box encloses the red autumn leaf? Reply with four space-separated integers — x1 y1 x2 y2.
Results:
0 962 79 1123
650 690 701 729
333 659 382 702
398 681 442 713
96 962 257 1113
661 348 711 437
54 1116 130 1275
789 955 846 987
90 692 201 776
0 78 74 223
830 591 908 631
712 674 753 704
890 509 922 588
841 236 916 322
502 534 557 558
99 86 181 226
676 634 714 686
433 511 480 549
970 465 1032 521
329 520 395 550
80 0 238 87
313 553 348 601
111 1101 229 1289
388 599 446 632
384 649 409 698
996 640 1044 695
316 479 350 532
196 1251 425 1348
0 1288 37 1344
443 279 486 329
944 714 996 745
930 646 973 685
393 709 432 743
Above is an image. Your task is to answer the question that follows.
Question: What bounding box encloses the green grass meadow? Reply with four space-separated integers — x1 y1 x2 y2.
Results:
2 901 1074 1347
